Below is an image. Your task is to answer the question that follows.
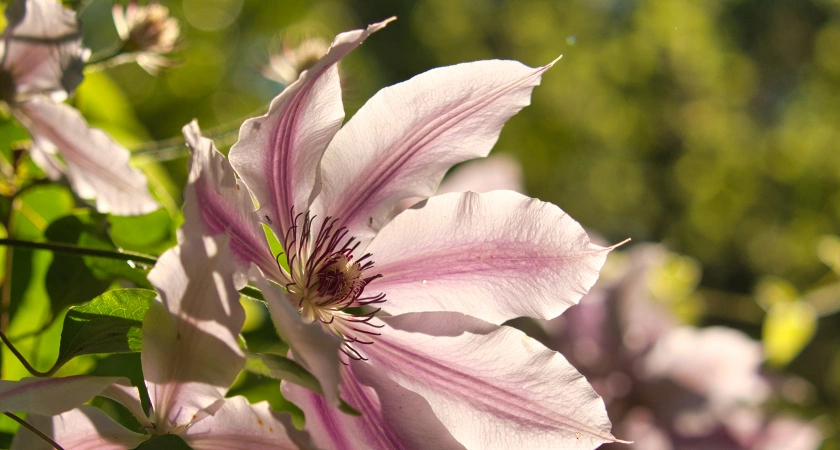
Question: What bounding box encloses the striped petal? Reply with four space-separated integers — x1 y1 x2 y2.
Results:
16 97 158 215
183 121 282 286
367 191 611 324
282 362 464 450
229 19 392 245
313 59 553 242
364 313 618 449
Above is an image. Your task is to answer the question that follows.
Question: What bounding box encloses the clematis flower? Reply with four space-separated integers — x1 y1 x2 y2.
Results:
0 0 158 215
186 18 622 448
13 228 308 448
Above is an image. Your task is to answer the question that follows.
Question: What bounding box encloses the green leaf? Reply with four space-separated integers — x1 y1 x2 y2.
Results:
246 353 360 416
40 212 154 315
44 214 113 314
134 434 190 450
54 289 156 371
762 300 818 367
12 184 75 241
108 208 174 255
0 113 29 167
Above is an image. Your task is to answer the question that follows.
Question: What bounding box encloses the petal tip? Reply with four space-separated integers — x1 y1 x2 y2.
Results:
369 16 397 33
609 237 632 251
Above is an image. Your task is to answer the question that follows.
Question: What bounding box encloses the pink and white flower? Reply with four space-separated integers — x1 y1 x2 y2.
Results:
13 228 306 448
186 19 620 449
0 0 158 215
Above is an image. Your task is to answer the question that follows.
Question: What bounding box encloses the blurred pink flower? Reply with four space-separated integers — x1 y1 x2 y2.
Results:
538 244 823 450
0 0 157 215
185 19 621 449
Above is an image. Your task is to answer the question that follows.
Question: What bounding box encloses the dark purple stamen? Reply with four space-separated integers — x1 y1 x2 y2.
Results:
282 209 387 360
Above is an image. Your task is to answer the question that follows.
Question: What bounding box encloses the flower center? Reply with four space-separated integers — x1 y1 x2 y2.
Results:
281 211 385 360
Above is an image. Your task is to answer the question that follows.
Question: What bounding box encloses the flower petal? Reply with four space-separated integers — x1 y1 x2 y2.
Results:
11 406 147 450
365 313 618 449
314 59 553 241
144 235 245 431
98 381 154 430
16 97 159 215
229 19 392 242
282 363 465 450
252 268 343 407
643 326 770 408
183 121 283 286
2 0 86 98
181 396 311 450
367 191 611 324
0 375 124 416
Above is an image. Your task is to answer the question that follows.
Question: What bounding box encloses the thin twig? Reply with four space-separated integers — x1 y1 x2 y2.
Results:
130 107 265 161
4 412 64 450
0 238 157 266
0 197 18 334
1 243 11 334
0 331 51 376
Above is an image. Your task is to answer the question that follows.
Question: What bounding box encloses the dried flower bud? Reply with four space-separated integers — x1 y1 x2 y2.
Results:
262 37 329 85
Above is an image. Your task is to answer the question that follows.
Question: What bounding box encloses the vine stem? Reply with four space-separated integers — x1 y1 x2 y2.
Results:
0 238 157 266
4 412 64 450
0 330 51 377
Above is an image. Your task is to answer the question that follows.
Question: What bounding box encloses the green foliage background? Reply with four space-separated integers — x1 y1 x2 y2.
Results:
1 0 839 447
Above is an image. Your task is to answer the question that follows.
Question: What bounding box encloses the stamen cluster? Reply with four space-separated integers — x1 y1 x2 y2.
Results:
280 211 385 360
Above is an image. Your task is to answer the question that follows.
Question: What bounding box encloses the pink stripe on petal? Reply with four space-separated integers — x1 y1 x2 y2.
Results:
367 313 618 449
368 191 611 324
314 59 552 242
230 19 392 244
183 121 283 285
282 362 464 450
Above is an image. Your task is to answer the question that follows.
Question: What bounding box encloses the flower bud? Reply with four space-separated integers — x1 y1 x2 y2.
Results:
113 2 180 55
263 37 329 85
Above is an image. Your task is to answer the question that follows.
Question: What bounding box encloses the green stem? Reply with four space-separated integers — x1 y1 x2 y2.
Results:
4 412 64 450
0 238 157 266
0 331 51 377
85 40 127 67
